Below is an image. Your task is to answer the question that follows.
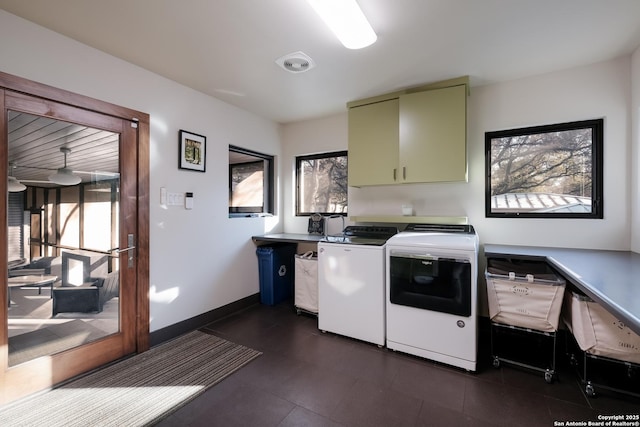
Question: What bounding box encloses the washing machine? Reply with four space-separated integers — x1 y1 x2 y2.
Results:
318 225 398 346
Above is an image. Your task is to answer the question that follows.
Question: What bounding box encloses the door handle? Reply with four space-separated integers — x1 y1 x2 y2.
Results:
115 234 136 268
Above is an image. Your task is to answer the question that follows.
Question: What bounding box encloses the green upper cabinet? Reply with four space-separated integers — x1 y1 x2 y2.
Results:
348 80 468 187
399 84 467 183
348 98 399 187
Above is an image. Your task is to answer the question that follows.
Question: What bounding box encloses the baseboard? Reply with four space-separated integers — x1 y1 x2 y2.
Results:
149 293 260 347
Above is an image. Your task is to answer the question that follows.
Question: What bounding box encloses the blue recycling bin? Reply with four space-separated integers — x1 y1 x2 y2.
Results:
256 244 297 305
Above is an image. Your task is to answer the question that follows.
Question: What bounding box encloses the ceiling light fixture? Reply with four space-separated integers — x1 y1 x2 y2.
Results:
8 176 26 192
49 147 82 186
307 0 377 49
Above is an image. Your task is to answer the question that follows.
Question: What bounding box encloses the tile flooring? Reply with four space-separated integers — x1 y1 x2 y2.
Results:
156 302 639 427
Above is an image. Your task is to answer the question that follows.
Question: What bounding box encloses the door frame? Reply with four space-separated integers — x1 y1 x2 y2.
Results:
0 71 150 404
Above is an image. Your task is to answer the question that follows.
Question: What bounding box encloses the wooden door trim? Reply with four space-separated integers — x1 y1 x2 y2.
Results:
0 71 149 124
0 88 7 372
136 119 150 352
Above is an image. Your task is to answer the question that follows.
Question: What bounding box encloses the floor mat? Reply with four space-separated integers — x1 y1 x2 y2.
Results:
0 330 262 426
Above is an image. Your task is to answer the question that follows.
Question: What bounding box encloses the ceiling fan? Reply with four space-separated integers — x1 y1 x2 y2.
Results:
8 147 120 191
48 147 82 186
8 175 26 192
7 162 30 192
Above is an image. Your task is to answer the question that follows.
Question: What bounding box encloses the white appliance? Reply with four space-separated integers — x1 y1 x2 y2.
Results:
318 226 398 346
385 224 479 371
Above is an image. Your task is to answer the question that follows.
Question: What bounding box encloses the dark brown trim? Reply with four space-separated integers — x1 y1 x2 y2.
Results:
149 294 260 347
0 88 7 371
136 119 151 352
0 71 149 125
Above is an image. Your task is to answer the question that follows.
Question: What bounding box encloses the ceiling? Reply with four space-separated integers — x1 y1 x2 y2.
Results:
1 0 640 125
8 111 119 187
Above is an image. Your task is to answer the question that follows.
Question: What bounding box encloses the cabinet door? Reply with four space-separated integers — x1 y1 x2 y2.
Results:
348 99 399 187
399 84 467 183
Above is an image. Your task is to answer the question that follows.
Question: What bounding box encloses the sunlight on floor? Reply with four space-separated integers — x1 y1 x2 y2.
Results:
0 386 206 425
8 318 72 328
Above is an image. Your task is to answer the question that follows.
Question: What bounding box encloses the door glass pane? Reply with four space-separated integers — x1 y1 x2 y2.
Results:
6 111 120 366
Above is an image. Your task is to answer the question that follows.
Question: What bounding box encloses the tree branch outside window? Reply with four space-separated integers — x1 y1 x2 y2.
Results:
485 119 603 218
296 151 348 215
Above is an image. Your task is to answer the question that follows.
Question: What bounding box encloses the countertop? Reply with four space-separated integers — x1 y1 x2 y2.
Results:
484 244 640 336
252 233 325 244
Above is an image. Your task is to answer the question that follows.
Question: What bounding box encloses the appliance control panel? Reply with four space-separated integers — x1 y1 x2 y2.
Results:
404 224 474 234
343 226 398 239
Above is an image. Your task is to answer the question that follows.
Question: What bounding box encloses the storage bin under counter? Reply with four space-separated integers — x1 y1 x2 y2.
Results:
563 290 640 398
484 257 566 383
485 258 566 333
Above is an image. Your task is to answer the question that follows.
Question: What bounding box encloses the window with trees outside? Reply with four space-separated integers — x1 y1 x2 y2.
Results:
485 119 603 218
229 145 274 216
296 151 348 215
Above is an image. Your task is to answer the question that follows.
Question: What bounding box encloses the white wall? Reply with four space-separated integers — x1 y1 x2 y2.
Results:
0 11 284 332
631 45 640 252
1 9 637 333
281 113 352 236
283 57 634 252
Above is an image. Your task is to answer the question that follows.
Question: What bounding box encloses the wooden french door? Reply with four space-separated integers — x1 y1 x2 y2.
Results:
0 73 149 405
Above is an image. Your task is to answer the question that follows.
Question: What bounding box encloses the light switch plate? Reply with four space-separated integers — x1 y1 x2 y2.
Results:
167 192 184 206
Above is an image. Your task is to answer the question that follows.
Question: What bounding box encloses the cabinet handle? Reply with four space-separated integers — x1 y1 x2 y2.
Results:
393 168 397 181
403 166 406 180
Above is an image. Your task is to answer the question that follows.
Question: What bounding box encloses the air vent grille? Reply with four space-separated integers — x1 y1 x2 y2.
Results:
275 51 316 73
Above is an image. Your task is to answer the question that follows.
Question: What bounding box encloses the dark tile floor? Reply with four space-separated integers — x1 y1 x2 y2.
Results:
156 302 639 427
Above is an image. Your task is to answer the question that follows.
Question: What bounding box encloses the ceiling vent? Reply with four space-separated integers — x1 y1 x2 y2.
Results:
275 51 316 73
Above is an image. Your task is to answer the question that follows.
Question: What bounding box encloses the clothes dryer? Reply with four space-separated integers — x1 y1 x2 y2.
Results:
385 224 479 371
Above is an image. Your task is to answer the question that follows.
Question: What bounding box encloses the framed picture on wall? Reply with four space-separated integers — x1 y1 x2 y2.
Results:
179 129 206 172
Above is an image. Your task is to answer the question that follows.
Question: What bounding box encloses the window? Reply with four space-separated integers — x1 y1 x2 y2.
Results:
485 119 603 218
229 145 274 215
296 151 348 215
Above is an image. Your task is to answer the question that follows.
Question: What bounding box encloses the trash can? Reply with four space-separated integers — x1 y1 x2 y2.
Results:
256 244 297 306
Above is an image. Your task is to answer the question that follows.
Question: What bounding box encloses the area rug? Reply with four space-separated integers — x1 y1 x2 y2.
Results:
0 330 262 427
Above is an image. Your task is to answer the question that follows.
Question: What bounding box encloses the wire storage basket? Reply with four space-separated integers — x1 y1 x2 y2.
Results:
485 258 566 383
563 291 640 398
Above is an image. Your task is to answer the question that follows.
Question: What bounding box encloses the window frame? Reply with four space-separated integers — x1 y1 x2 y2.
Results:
485 118 603 219
295 150 348 216
228 145 274 216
